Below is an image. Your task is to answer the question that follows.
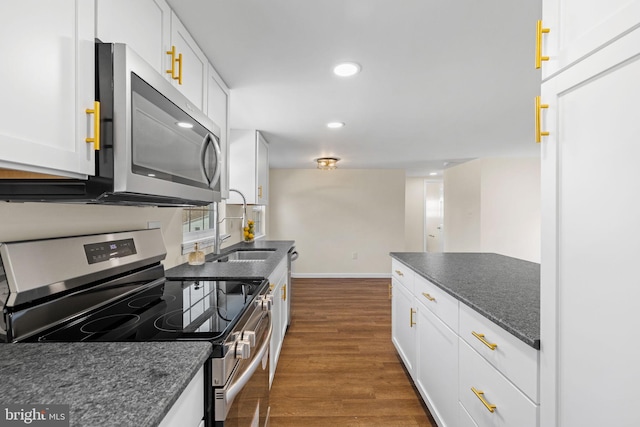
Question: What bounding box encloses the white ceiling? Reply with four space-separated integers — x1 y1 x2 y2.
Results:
166 0 541 175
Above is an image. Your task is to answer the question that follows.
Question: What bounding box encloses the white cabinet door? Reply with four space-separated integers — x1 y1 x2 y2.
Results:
415 302 458 427
206 65 229 198
228 130 270 205
268 259 287 387
391 277 416 376
0 0 95 178
540 0 640 79
540 25 640 427
170 12 207 111
256 131 269 205
96 0 171 74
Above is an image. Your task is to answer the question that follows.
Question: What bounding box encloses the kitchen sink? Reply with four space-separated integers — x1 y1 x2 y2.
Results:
214 249 275 263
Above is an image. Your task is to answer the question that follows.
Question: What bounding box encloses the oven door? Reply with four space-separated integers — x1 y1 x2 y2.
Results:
214 311 271 427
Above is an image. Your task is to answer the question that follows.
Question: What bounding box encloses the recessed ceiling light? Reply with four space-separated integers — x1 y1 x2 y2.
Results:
176 122 194 128
327 122 345 129
429 172 438 176
333 62 361 77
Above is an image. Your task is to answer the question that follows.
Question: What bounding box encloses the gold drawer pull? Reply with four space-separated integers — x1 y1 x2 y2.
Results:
422 292 436 302
394 269 404 277
388 284 392 300
410 308 416 327
269 283 275 291
283 284 287 301
85 101 101 150
535 20 550 69
472 331 498 350
471 387 497 413
535 95 549 143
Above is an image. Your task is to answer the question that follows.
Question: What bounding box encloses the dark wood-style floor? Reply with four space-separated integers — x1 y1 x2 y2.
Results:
269 278 436 426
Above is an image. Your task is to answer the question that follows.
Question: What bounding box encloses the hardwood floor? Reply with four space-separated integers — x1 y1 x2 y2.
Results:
269 278 436 426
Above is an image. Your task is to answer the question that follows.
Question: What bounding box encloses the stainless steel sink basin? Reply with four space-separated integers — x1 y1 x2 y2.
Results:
215 249 275 263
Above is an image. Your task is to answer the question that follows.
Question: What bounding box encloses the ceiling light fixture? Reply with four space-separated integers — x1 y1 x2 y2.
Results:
429 172 438 176
176 122 194 128
315 157 340 170
327 122 345 129
333 62 361 77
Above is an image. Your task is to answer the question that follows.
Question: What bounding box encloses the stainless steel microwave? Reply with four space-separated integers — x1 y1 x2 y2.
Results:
0 43 222 206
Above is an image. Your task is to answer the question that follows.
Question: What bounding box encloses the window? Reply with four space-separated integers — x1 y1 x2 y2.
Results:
182 204 216 254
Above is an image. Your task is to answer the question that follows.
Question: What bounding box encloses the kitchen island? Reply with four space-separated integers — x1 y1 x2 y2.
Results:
390 252 539 348
0 341 211 427
390 252 540 427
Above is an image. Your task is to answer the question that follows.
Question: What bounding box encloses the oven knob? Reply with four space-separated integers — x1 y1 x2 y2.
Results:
242 331 256 347
258 295 273 311
234 339 251 360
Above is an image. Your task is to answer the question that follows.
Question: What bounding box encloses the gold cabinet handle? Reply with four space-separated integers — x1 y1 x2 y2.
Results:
422 292 436 302
394 269 404 277
176 52 183 85
471 387 497 413
258 185 263 198
283 284 287 301
410 308 416 327
535 20 550 69
269 283 275 291
85 101 100 150
166 46 177 79
472 331 498 350
388 284 392 300
535 96 549 143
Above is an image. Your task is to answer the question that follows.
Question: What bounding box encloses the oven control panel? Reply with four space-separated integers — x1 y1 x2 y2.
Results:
84 238 137 264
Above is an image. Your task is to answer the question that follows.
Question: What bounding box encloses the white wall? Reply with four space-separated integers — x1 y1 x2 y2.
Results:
0 203 186 268
268 169 405 277
443 160 482 252
443 158 540 262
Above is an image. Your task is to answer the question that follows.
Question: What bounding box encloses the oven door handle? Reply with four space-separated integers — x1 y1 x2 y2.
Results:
215 314 272 421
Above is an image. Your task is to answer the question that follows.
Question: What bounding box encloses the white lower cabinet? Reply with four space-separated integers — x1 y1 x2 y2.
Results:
458 402 479 427
269 258 288 387
459 340 537 427
158 366 204 427
415 301 458 427
391 277 416 376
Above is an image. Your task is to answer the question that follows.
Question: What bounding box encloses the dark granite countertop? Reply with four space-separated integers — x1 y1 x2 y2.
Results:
166 240 295 280
389 252 540 349
0 342 211 427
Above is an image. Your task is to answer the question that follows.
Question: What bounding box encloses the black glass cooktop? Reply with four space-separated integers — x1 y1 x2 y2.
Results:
35 278 267 342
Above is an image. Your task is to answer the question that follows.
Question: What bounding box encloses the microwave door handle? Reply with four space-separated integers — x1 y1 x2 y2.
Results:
200 134 223 188
209 133 222 188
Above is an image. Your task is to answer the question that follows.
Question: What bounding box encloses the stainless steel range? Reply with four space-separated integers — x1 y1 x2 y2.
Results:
0 229 272 427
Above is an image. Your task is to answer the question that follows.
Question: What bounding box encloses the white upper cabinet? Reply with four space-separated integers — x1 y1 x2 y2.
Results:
0 0 96 178
96 0 171 74
228 130 270 205
540 0 640 79
169 12 207 112
206 66 230 199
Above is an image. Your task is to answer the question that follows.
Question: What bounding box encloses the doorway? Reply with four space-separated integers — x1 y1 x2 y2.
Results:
425 181 443 252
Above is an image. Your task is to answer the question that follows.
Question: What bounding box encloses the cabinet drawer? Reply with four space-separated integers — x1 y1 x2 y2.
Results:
459 303 538 402
458 402 479 427
391 259 414 291
414 274 458 331
459 340 538 427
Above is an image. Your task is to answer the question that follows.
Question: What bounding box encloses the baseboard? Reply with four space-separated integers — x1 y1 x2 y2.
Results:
292 273 391 279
